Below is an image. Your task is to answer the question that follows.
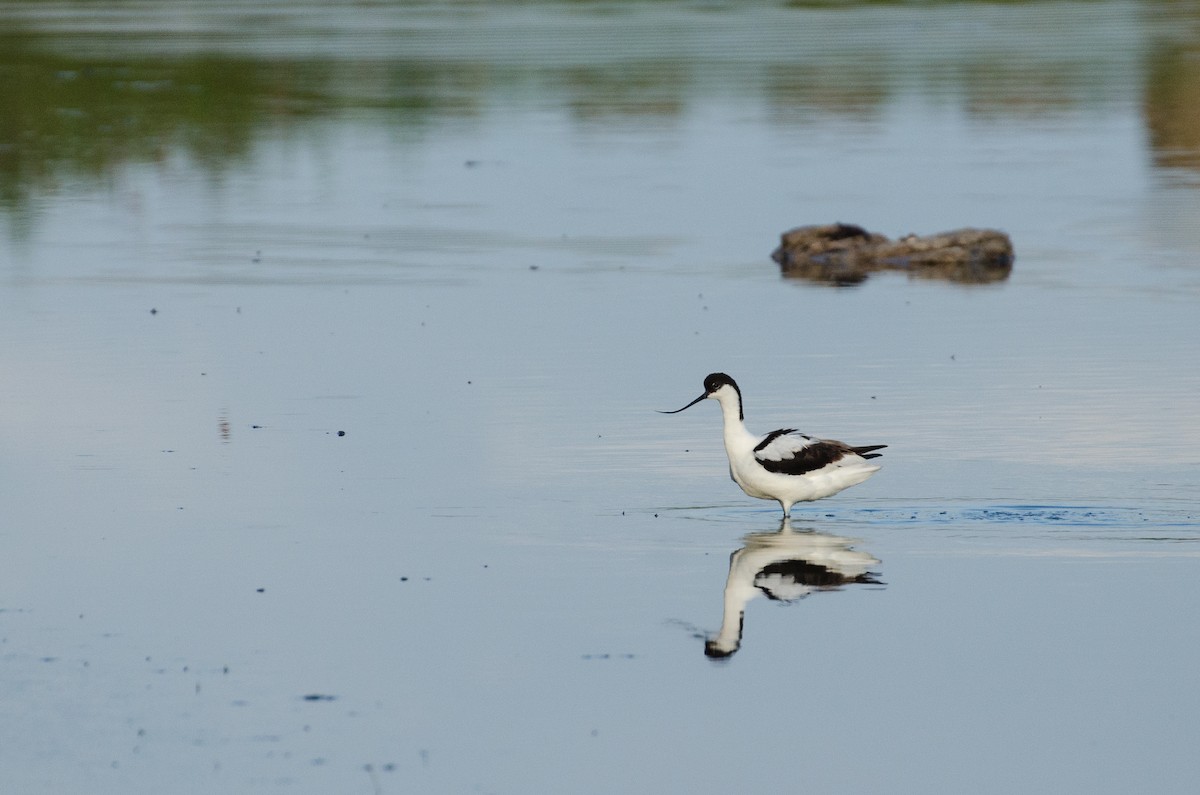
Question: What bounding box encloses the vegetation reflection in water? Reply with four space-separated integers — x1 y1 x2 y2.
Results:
0 33 490 225
2 0 1200 232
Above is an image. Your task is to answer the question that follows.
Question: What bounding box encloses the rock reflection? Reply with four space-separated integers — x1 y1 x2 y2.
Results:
706 519 882 659
778 256 1013 287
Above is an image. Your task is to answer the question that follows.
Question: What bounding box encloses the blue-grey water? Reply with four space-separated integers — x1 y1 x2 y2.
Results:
2 2 1199 793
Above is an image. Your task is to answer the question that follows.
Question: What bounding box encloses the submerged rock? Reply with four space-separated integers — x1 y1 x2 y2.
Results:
772 223 1014 285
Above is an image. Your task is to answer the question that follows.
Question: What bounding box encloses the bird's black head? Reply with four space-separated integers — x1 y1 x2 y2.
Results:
659 372 743 419
704 639 737 659
703 373 738 395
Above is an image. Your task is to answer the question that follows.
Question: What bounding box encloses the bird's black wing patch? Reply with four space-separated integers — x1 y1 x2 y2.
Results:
757 560 884 595
756 439 858 475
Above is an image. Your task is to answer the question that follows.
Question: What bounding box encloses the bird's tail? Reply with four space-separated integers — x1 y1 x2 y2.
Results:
852 444 887 459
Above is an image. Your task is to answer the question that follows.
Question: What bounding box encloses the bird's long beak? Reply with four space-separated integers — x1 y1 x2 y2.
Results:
657 392 708 414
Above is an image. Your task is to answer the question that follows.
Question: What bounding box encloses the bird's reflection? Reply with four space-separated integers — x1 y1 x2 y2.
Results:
705 518 883 659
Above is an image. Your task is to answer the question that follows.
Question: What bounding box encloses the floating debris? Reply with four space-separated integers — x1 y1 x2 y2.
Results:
772 223 1014 286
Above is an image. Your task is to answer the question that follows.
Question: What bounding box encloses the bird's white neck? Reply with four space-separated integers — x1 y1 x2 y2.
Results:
709 549 761 656
714 392 756 453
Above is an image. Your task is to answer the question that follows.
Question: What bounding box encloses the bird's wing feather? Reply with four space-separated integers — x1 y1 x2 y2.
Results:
754 429 867 475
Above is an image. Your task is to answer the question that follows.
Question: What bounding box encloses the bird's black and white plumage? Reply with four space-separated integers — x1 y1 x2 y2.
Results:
705 519 883 658
660 373 885 516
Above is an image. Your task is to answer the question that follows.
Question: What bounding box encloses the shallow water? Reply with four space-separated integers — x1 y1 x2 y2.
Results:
2 1 1200 793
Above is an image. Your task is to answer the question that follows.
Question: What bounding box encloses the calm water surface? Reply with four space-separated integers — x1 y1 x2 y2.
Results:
2 2 1199 793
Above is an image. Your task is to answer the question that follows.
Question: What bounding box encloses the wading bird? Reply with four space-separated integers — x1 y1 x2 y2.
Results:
660 373 885 516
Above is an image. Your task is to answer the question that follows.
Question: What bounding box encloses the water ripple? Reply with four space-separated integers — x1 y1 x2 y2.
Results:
850 502 1197 528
